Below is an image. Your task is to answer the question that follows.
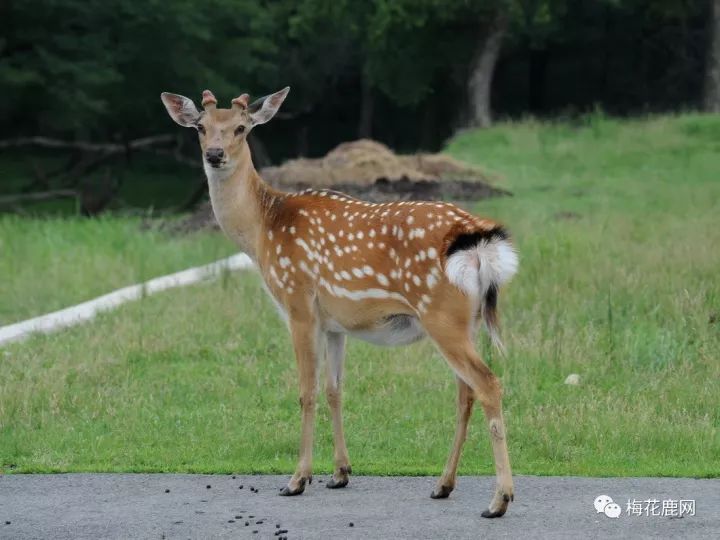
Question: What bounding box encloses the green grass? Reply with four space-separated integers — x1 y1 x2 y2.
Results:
1 112 719 477
0 216 235 325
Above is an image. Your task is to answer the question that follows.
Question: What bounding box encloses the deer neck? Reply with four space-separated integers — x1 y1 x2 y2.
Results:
205 142 279 260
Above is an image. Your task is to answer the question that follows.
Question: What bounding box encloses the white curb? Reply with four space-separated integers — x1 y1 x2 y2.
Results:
0 253 255 347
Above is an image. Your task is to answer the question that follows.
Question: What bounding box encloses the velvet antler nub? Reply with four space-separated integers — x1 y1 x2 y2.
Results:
232 93 250 109
201 90 217 109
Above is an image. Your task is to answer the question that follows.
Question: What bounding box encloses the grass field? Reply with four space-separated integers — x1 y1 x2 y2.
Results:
1 113 718 477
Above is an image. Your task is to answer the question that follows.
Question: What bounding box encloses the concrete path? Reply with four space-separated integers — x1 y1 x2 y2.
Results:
0 474 717 539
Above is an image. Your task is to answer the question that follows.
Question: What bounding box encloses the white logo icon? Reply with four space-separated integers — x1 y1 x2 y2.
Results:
594 495 613 513
594 495 621 518
604 503 622 518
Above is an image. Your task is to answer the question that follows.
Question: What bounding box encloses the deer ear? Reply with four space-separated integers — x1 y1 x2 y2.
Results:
161 92 201 127
248 87 290 126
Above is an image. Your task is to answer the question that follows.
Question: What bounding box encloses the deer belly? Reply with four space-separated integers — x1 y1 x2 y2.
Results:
326 314 426 347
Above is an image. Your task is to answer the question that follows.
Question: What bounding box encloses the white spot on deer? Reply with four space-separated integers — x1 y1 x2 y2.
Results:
369 229 376 238
427 247 438 259
376 273 389 286
289 226 296 235
412 275 421 286
352 268 364 278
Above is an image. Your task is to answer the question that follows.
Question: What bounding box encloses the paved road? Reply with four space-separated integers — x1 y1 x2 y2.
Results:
1 474 717 539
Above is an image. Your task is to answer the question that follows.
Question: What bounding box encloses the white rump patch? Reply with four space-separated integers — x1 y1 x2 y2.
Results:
444 236 518 298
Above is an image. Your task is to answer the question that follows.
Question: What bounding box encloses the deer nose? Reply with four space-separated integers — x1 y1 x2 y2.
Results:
205 148 224 165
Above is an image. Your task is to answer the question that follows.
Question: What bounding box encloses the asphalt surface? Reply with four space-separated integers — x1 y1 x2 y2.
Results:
1 474 717 539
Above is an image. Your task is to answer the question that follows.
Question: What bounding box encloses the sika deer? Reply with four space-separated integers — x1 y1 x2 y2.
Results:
161 88 518 517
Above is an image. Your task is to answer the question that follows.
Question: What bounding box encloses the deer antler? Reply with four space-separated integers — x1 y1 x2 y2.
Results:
231 93 250 110
201 90 217 110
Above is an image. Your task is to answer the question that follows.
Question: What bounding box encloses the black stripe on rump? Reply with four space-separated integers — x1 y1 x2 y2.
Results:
445 227 509 258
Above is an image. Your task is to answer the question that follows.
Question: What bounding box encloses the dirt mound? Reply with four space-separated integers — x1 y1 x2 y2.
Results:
169 139 509 234
261 139 496 189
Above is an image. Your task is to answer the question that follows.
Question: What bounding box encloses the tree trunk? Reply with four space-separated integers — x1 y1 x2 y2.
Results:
357 74 374 138
467 10 508 128
704 0 720 112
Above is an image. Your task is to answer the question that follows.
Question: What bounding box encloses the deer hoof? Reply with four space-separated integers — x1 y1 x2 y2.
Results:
430 484 454 499
326 477 349 489
279 477 308 496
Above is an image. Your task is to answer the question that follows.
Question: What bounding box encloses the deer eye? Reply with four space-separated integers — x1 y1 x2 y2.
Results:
196 124 205 134
235 125 246 136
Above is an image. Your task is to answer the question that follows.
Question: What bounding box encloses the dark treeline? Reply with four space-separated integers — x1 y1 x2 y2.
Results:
1 0 718 163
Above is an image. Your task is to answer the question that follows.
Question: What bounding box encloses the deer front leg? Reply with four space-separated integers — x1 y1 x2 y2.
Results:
324 331 352 489
279 317 322 496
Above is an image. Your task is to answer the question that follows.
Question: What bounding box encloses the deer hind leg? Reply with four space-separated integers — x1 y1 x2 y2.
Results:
280 316 322 496
430 376 474 499
423 313 514 518
324 331 352 489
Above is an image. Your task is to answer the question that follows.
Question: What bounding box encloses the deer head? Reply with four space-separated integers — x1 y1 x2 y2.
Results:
160 87 290 172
